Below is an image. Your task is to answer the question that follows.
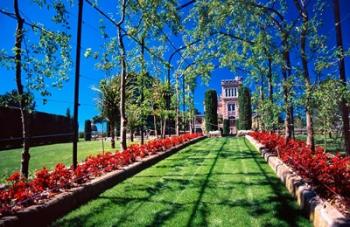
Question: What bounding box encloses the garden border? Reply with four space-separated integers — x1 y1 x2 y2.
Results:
245 135 350 227
0 136 206 227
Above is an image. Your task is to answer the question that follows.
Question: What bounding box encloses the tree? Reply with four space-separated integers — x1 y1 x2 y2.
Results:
333 0 350 155
3 0 72 178
314 79 347 150
292 0 327 151
223 119 230 136
183 0 296 140
94 77 119 148
65 108 71 119
238 86 252 130
204 90 218 131
0 90 35 110
84 120 92 141
126 104 141 142
149 80 173 138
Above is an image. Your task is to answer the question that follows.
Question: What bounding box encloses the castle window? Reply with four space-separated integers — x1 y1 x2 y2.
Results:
227 103 235 112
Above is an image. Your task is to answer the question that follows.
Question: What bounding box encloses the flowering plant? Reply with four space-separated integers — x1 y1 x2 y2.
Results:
249 131 350 198
0 133 202 216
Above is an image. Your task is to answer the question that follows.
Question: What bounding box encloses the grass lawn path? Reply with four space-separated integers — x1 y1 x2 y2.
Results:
54 137 310 227
0 139 142 182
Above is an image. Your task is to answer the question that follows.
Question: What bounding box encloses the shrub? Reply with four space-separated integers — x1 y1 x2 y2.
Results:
238 86 252 130
204 90 218 131
0 133 202 216
223 119 230 136
249 131 350 198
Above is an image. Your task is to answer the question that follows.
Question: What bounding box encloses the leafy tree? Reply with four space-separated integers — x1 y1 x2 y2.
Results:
126 104 141 142
149 80 174 138
332 0 350 155
314 79 348 150
94 77 119 148
204 90 218 131
238 86 252 130
254 98 280 131
2 0 72 178
0 90 35 111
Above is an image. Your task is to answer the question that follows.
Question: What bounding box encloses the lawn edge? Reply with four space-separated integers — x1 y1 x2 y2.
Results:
0 136 206 227
245 135 350 227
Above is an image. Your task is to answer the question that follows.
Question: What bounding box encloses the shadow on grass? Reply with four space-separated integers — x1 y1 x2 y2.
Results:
185 138 227 227
243 138 308 226
54 138 309 227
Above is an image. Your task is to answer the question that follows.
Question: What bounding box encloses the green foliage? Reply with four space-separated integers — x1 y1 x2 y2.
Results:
0 1 72 98
0 90 35 111
84 120 92 141
126 104 141 133
313 79 349 144
94 77 120 127
223 119 230 136
238 86 252 130
254 98 281 131
204 90 218 131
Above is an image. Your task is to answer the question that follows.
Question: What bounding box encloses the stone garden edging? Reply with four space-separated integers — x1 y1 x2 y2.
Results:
245 135 350 227
0 136 206 227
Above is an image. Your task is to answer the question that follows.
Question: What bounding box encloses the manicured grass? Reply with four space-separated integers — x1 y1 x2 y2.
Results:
0 139 139 182
54 137 310 227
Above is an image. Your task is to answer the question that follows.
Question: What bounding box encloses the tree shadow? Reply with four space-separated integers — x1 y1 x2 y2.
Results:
243 138 309 226
54 138 309 227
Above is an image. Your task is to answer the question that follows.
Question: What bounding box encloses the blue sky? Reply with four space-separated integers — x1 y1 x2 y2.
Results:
1 0 350 131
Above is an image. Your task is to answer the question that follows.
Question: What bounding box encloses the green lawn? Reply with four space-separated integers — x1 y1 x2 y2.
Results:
54 137 310 227
0 139 136 182
295 134 344 154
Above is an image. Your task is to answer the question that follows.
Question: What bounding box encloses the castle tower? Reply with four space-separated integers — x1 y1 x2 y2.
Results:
217 76 242 134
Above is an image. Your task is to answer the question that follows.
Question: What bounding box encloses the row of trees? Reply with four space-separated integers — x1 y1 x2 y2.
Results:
180 0 350 154
3 0 350 178
204 86 252 135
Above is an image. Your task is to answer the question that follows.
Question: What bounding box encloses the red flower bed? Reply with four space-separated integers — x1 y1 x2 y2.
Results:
0 133 201 216
249 131 350 199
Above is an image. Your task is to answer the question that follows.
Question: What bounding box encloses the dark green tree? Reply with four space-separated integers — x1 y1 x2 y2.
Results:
0 90 35 110
204 90 218 131
65 108 71 119
84 120 92 141
223 119 230 136
238 86 252 130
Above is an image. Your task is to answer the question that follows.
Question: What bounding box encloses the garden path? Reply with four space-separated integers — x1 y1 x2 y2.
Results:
54 137 310 227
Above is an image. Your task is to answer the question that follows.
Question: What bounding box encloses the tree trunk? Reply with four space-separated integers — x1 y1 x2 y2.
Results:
116 0 127 151
175 74 180 136
333 0 350 155
117 26 127 150
110 121 115 149
281 32 294 142
140 36 145 145
267 57 273 102
14 0 30 179
162 118 167 138
189 120 193 133
294 0 315 150
153 114 158 138
130 129 134 142
160 117 163 138
182 75 186 133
